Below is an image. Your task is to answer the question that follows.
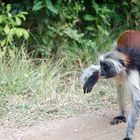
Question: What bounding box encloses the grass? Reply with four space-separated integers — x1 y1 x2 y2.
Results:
0 49 118 127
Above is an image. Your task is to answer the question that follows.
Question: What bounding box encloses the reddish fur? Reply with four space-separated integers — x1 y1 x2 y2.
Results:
116 30 140 68
117 30 140 49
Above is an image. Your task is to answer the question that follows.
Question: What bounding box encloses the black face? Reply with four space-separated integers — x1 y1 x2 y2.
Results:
100 61 117 78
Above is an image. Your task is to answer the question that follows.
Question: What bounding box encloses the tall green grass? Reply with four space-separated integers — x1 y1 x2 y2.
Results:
0 50 117 127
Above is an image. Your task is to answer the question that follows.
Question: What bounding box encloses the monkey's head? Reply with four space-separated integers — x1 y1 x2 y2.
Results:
99 51 125 79
80 51 126 93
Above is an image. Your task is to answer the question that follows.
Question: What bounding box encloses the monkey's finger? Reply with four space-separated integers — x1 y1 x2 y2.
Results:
83 86 92 94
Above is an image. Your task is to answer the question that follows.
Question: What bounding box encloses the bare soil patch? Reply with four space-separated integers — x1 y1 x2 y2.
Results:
0 109 140 140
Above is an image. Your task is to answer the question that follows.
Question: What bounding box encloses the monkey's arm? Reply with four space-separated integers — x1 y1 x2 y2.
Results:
80 65 100 93
111 71 127 125
81 64 128 123
124 70 140 140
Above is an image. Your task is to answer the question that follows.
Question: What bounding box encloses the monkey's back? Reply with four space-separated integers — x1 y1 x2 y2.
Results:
116 30 140 70
117 30 140 49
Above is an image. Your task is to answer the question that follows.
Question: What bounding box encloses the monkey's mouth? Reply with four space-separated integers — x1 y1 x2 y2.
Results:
100 69 117 79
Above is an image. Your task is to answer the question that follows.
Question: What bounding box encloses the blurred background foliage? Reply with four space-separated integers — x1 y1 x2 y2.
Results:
0 0 140 60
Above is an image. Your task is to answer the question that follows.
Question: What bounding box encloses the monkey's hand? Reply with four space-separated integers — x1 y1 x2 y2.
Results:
123 138 132 140
80 65 100 93
110 115 126 125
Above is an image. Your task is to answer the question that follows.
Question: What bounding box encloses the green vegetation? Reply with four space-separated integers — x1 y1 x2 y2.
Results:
0 51 117 127
0 0 139 126
1 0 140 59
0 4 29 57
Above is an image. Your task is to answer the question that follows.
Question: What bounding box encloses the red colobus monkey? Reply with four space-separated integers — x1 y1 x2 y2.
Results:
80 30 140 140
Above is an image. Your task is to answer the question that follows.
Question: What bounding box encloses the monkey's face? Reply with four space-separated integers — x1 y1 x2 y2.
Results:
100 60 118 78
99 52 125 79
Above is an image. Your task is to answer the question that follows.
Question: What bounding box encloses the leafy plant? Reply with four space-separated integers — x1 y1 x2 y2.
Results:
33 0 59 15
83 1 111 36
0 3 29 57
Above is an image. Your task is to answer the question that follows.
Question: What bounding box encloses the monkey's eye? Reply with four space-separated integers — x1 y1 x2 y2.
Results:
119 59 125 67
103 63 110 72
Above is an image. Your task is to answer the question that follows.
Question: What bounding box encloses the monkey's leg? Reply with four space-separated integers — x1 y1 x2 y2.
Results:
123 70 140 140
111 72 127 125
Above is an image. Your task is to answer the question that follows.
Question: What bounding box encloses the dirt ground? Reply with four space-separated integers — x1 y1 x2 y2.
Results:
0 110 140 140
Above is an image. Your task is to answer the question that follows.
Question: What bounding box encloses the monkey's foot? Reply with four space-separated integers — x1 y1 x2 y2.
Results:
123 138 131 140
110 115 126 125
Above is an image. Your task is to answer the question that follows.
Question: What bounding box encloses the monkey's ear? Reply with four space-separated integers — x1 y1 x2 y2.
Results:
83 71 99 93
